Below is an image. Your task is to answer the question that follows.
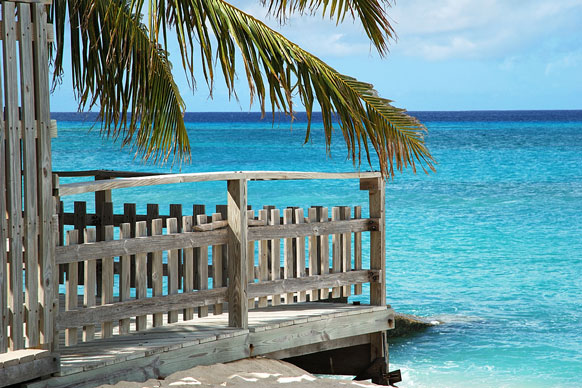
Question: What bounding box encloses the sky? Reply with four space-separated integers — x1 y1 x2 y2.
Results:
51 0 582 112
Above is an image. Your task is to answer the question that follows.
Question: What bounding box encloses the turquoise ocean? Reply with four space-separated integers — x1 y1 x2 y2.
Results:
51 111 582 388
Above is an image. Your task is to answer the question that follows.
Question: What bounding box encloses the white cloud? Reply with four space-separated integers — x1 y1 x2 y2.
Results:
390 0 582 61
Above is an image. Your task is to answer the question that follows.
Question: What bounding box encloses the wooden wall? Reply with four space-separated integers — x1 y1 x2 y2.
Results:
0 1 56 353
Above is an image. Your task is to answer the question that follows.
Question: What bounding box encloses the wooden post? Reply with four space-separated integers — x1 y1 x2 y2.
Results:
0 0 7 354
360 177 385 306
33 2 56 351
19 2 40 349
361 176 387 384
3 1 24 349
227 179 248 329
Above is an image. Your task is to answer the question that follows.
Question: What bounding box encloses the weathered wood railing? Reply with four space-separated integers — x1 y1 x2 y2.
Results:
53 171 386 346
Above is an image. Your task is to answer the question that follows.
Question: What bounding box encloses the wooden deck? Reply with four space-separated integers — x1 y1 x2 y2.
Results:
25 303 394 388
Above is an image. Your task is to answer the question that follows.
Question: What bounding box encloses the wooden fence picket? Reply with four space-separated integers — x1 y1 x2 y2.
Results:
101 225 114 338
167 218 179 323
308 208 319 301
211 213 224 315
196 215 209 318
354 206 363 295
270 209 281 306
83 228 96 341
119 223 131 334
258 209 269 308
295 208 307 302
151 219 164 327
331 207 341 298
183 216 194 320
65 230 78 346
135 221 148 330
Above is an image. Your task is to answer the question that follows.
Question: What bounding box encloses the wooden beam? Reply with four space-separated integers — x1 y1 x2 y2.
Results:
3 1 25 350
361 177 388 384
0 21 54 42
56 288 228 330
248 218 378 241
33 2 56 351
362 178 386 306
0 12 6 350
57 171 381 196
0 352 59 388
247 270 380 299
54 229 229 264
19 2 41 349
248 309 391 356
265 333 370 360
227 179 248 329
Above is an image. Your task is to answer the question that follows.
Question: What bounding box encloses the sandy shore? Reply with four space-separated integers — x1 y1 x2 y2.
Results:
97 357 382 388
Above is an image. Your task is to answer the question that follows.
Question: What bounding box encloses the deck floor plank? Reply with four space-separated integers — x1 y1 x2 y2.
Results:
27 303 393 387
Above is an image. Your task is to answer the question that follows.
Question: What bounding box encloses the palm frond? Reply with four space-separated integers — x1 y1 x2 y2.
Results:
259 0 396 56
51 0 189 164
165 0 434 177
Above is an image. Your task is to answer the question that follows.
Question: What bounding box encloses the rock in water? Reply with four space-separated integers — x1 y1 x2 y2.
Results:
388 313 437 337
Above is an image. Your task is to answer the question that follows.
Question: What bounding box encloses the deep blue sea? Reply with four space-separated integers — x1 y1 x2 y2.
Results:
51 110 582 388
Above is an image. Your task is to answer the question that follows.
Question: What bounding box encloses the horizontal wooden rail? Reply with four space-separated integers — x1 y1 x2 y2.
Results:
247 270 380 299
55 219 377 264
55 230 228 265
59 214 260 229
57 171 381 196
54 170 167 178
248 218 379 240
56 288 228 330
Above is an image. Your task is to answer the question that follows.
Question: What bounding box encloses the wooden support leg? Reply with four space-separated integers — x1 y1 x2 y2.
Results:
370 331 389 385
227 179 248 329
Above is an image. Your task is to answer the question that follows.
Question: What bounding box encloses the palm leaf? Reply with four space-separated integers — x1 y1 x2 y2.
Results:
258 0 396 56
165 0 434 177
51 0 189 164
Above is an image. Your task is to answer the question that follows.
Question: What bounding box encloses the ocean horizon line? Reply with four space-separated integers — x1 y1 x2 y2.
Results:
51 109 582 124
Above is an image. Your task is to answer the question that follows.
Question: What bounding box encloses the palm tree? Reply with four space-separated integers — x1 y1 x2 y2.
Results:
50 0 435 177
